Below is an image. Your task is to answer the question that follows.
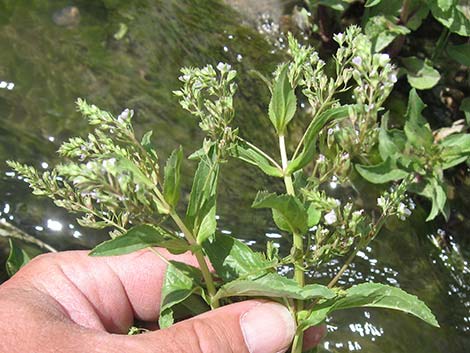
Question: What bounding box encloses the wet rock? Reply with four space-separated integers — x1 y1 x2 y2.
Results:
52 6 81 27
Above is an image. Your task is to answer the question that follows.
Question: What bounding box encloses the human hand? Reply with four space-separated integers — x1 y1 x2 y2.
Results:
0 249 325 352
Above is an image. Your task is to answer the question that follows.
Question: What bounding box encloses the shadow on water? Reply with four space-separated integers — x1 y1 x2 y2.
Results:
0 0 469 352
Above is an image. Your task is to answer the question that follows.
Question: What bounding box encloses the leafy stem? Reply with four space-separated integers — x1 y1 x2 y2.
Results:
169 208 219 308
279 134 305 353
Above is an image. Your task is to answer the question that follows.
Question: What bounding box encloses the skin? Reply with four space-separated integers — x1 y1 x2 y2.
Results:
0 249 325 353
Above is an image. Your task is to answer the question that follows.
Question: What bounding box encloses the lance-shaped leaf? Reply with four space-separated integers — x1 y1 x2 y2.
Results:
231 141 283 177
287 105 353 175
252 191 308 235
268 64 297 135
186 145 219 244
404 89 433 149
6 239 31 277
440 133 470 169
163 146 183 208
114 156 155 188
364 0 383 7
203 233 276 282
299 283 439 331
159 261 203 328
141 130 159 161
356 158 408 184
378 113 406 161
411 177 448 221
213 272 336 302
89 224 190 256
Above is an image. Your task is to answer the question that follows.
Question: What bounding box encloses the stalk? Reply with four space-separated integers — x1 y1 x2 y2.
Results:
279 135 304 353
327 212 388 289
0 220 58 253
152 186 218 308
169 209 219 309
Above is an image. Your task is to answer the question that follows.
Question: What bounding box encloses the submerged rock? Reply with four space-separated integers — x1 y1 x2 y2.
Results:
52 6 81 27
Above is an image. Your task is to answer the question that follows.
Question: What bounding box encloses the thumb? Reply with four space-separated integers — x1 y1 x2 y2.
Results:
129 300 296 353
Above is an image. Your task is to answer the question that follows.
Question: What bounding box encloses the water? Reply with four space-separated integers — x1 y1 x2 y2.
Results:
0 1 469 352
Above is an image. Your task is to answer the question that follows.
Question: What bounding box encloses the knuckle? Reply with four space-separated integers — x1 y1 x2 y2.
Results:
183 318 234 353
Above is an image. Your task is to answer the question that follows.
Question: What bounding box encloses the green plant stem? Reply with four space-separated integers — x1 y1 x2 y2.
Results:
0 220 58 253
169 209 219 309
279 134 304 353
279 135 295 193
327 213 387 289
432 28 450 61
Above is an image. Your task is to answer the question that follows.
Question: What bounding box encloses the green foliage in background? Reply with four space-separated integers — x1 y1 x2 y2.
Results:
307 0 470 91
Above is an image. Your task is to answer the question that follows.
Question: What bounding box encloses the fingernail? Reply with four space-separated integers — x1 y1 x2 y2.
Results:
240 302 296 353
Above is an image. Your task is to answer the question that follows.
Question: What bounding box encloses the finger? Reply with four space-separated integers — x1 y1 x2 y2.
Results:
122 300 296 353
4 249 198 333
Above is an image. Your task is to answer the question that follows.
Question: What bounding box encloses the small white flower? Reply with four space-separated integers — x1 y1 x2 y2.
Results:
389 73 398 83
352 209 364 217
352 56 362 66
324 210 337 225
377 196 386 208
334 32 344 43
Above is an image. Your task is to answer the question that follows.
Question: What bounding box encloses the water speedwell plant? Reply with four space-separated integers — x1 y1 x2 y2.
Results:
9 26 470 352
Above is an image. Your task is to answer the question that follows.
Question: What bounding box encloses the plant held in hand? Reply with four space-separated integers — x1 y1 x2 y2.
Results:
11 26 470 352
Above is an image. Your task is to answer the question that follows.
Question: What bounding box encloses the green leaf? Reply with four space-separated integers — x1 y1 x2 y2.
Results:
186 145 219 244
404 89 434 148
287 105 353 174
268 64 297 135
406 4 430 31
213 272 336 302
163 146 183 207
203 233 275 282
447 43 470 66
231 141 283 177
114 156 155 188
316 0 351 11
158 308 174 329
378 113 406 161
436 0 454 11
141 130 154 151
307 203 321 227
410 177 448 221
356 158 408 184
460 97 470 124
365 15 410 52
159 261 203 328
6 239 31 277
402 57 440 90
440 133 470 169
252 192 308 235
425 178 448 221
89 224 189 256
365 0 383 7
140 130 158 162
430 1 470 36
300 283 439 331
